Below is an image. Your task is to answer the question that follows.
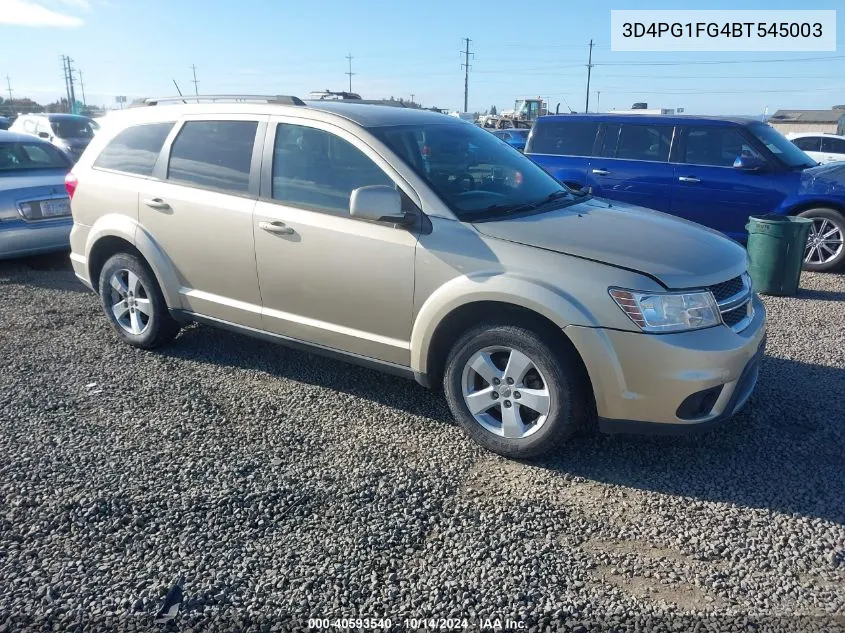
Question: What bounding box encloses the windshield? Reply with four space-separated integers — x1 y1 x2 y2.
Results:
51 118 95 139
370 122 573 221
0 141 70 171
749 123 817 169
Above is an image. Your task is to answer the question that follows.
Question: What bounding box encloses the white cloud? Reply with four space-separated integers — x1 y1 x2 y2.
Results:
57 0 91 9
0 0 84 27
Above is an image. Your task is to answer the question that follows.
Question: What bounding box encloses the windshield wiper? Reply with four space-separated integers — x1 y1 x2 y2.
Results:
482 190 574 217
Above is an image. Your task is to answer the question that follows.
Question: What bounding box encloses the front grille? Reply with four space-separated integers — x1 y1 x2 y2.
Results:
709 276 744 303
708 273 753 333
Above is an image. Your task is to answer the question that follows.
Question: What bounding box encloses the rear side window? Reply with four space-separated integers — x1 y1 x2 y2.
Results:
93 122 175 176
528 120 599 156
792 136 821 152
613 124 673 162
167 120 258 194
821 137 845 154
681 127 762 167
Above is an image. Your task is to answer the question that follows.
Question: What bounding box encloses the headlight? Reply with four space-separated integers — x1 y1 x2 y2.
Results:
609 288 720 333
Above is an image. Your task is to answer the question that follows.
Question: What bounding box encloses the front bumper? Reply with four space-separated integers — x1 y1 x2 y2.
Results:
0 217 72 260
566 294 767 434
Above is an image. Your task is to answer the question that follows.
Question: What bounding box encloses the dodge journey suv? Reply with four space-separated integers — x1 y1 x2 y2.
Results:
66 95 767 458
526 114 845 272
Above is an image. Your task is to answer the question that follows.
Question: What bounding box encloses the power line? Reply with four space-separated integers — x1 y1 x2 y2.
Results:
584 39 594 113
191 64 199 96
461 37 473 112
345 53 355 92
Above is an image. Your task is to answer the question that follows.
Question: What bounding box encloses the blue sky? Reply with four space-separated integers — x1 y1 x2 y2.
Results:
1 0 843 115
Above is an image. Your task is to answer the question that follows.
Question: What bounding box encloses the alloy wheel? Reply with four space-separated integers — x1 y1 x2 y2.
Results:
107 269 152 335
804 217 844 265
461 346 552 439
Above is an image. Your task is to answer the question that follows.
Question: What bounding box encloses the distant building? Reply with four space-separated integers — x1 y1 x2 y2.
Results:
769 106 845 135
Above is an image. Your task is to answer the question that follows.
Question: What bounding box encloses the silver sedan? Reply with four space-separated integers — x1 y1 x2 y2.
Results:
0 130 74 259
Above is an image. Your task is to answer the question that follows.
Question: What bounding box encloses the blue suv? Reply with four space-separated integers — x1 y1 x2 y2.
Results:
525 114 845 272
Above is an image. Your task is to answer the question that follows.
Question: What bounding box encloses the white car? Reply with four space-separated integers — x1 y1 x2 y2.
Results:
787 132 845 164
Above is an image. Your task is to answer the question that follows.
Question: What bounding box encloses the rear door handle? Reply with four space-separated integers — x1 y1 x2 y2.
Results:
142 197 170 210
678 176 701 183
591 168 610 176
259 221 295 235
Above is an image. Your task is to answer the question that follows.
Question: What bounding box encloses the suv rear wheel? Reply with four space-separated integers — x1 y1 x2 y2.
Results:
98 253 180 349
799 208 845 272
443 323 588 459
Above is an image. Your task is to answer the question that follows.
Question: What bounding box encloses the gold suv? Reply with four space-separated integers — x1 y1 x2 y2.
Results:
65 95 767 458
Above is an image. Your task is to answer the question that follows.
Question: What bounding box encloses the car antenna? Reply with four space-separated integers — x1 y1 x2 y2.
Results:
560 95 576 114
172 80 187 104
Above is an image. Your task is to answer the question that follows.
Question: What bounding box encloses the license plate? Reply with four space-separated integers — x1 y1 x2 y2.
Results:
40 198 70 217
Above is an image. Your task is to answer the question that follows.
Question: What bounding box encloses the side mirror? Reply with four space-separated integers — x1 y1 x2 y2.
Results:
38 132 50 139
349 185 412 225
733 154 766 171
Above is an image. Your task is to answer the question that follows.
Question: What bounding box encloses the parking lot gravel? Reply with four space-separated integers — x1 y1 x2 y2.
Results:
0 252 843 632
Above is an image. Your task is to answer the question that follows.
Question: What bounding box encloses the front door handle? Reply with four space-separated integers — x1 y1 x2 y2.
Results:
259 221 295 235
591 168 610 176
678 176 701 183
142 197 170 210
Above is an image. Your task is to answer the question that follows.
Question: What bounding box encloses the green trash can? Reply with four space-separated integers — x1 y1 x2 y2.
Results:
745 214 813 296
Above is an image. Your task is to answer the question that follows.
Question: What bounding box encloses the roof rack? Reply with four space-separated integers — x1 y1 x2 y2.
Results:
134 94 306 107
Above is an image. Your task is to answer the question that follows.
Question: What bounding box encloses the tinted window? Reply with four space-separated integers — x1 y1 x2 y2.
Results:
0 141 70 171
527 120 599 156
747 123 816 168
52 118 95 139
681 127 763 167
614 124 673 161
93 122 175 176
792 136 821 152
167 121 257 193
821 137 845 154
272 124 393 215
598 123 621 157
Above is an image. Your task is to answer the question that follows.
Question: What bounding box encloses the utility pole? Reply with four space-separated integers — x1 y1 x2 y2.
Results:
79 70 87 106
461 37 473 113
411 93 415 105
5 76 12 106
345 54 355 93
585 39 594 113
61 55 71 111
66 57 77 113
191 64 199 96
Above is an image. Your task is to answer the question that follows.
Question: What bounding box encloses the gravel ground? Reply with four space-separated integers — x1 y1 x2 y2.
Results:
0 252 843 633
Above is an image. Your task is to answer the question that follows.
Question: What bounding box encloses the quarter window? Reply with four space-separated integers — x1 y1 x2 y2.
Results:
271 123 394 216
167 120 257 194
527 121 599 156
614 124 673 161
792 136 821 152
681 127 763 167
821 137 845 154
93 122 175 176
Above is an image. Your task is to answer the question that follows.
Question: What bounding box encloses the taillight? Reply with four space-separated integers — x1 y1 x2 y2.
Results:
64 172 78 200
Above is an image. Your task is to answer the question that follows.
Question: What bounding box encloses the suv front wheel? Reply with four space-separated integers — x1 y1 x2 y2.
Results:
800 208 845 272
443 323 588 459
98 253 180 349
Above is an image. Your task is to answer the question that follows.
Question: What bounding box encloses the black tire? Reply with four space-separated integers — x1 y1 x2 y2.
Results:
798 208 845 273
443 323 590 459
98 252 180 349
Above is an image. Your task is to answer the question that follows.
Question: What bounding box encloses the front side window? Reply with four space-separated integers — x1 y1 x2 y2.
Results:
371 121 575 222
792 136 821 152
681 127 763 167
526 120 599 156
0 141 70 171
747 123 816 168
51 118 95 139
614 124 673 162
821 137 845 154
167 120 257 194
271 123 394 216
93 122 175 176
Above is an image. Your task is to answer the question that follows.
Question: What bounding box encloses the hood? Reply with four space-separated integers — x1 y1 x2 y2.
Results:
798 162 845 197
472 198 748 288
